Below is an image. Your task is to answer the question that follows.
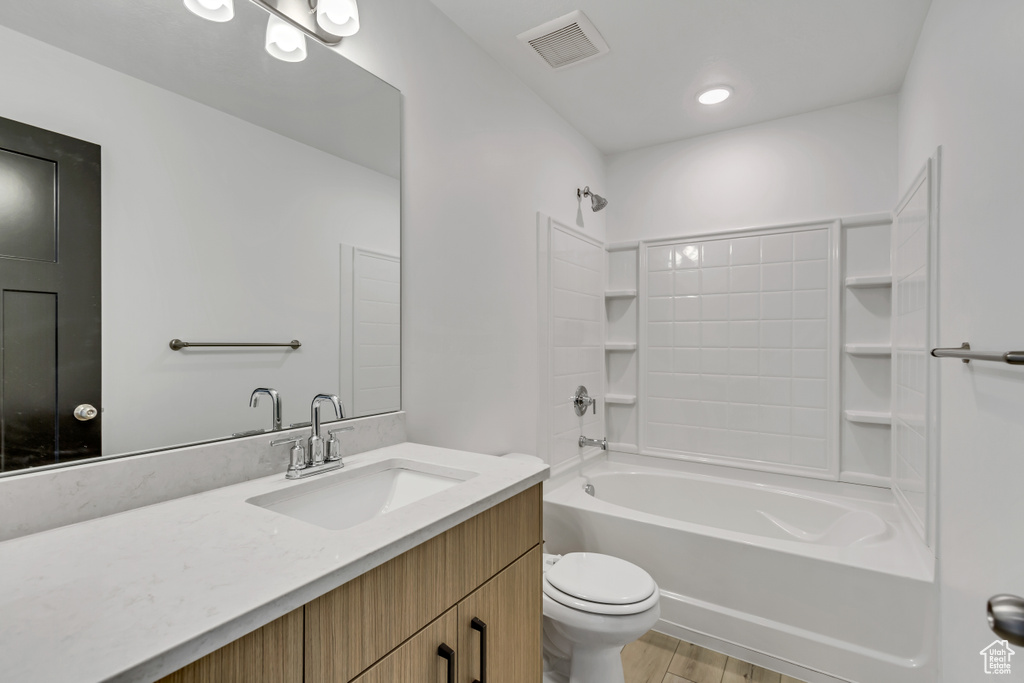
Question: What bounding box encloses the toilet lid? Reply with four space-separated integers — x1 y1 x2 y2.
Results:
543 577 660 616
545 552 656 605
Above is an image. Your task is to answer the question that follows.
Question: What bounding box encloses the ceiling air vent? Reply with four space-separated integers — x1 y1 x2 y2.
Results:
517 10 610 70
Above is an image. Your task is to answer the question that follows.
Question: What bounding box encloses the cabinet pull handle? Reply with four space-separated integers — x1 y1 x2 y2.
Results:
471 617 488 683
437 643 455 683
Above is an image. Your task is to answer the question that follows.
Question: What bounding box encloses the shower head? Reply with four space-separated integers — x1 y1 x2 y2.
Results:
578 186 608 212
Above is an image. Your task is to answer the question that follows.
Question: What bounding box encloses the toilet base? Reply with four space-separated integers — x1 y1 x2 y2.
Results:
566 646 627 683
542 598 659 683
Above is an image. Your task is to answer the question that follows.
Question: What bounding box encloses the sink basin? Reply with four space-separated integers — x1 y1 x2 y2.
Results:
246 459 474 531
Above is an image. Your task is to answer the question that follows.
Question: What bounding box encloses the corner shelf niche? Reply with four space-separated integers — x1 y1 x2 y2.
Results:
839 217 894 487
605 244 640 451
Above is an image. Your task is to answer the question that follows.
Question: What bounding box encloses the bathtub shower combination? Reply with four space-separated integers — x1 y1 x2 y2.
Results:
539 205 938 683
544 460 934 683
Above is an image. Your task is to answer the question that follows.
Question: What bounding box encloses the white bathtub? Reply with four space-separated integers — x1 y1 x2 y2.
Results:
543 458 936 683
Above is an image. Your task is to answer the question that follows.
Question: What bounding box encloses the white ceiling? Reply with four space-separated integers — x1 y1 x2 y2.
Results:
428 0 933 155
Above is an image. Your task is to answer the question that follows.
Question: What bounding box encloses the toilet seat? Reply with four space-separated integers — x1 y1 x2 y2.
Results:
542 552 658 616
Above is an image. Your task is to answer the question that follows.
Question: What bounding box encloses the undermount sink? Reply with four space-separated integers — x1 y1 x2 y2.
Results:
247 459 474 531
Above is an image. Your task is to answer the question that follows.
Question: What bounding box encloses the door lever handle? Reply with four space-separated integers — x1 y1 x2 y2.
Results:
989 594 1024 647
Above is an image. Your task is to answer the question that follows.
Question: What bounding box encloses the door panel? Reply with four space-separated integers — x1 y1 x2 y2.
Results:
458 547 542 683
2 291 57 471
0 115 101 471
0 148 57 262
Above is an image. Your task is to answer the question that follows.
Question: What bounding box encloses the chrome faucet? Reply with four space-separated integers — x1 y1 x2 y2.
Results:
249 388 283 431
308 394 343 466
270 393 349 480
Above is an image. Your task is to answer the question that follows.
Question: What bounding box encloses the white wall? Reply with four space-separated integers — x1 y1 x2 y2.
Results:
0 25 399 455
606 97 898 243
335 1 607 455
898 0 1024 679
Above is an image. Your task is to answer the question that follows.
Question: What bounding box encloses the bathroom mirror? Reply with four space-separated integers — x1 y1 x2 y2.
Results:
0 0 401 475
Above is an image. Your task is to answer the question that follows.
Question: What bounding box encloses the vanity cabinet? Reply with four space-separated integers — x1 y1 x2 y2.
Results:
159 485 542 683
350 548 541 683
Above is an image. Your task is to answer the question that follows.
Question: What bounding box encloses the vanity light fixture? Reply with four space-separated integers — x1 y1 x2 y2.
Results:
266 14 308 62
697 87 732 105
315 0 360 37
184 0 353 62
184 0 234 22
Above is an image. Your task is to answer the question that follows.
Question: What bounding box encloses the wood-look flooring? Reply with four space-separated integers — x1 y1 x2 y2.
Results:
621 631 808 683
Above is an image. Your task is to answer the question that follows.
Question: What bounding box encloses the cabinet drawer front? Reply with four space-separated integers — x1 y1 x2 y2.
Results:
158 608 303 683
458 547 542 683
350 608 459 683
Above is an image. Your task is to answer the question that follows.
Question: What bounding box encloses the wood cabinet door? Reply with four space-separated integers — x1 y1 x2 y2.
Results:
457 547 542 683
351 608 459 683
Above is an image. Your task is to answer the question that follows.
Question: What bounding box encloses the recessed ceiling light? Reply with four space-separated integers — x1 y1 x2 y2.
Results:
697 87 732 105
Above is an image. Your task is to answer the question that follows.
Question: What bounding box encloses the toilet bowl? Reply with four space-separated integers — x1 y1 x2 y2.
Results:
541 552 661 683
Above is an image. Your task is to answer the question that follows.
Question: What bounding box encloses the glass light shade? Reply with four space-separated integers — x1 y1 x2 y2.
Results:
183 0 234 22
697 87 732 105
316 0 360 37
265 15 308 62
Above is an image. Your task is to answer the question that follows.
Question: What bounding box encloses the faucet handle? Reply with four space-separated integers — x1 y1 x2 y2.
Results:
271 436 307 476
325 426 354 462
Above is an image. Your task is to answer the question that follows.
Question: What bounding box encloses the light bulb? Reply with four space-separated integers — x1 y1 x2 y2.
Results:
697 87 732 105
266 15 307 63
183 0 233 22
316 0 359 37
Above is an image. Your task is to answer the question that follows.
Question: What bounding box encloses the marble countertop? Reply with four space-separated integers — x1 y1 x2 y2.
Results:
0 442 548 683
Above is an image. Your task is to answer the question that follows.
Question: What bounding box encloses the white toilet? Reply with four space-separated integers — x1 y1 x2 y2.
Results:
541 552 661 683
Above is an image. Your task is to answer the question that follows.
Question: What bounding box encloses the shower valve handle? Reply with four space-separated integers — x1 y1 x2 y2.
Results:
571 385 596 416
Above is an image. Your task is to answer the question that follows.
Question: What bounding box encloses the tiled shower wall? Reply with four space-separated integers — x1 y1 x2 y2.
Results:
548 224 605 470
892 172 932 542
643 225 837 475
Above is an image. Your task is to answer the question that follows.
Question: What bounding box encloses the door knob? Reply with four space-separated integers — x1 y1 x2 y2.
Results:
73 404 98 421
989 594 1024 647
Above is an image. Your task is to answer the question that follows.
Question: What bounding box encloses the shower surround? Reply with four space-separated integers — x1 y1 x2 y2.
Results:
537 196 936 682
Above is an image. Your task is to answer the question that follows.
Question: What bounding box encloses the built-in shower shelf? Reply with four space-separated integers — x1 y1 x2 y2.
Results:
845 344 892 357
605 342 638 352
605 289 638 299
844 410 892 426
845 275 893 289
604 394 637 405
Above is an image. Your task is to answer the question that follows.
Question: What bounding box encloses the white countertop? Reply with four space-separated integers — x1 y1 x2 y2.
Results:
0 443 548 683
